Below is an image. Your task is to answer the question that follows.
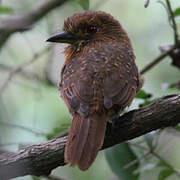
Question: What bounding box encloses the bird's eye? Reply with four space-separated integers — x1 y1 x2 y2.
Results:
87 26 97 34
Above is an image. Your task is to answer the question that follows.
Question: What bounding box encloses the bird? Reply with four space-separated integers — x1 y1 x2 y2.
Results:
47 11 140 171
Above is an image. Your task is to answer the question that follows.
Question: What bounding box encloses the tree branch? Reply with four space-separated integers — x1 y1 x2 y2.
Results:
165 0 179 44
0 46 52 94
0 0 69 49
0 63 56 87
140 42 180 75
144 0 150 8
0 94 179 179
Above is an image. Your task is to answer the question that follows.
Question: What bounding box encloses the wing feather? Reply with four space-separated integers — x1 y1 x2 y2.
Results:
103 58 138 109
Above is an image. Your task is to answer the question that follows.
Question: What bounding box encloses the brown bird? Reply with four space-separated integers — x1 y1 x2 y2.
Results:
47 11 140 171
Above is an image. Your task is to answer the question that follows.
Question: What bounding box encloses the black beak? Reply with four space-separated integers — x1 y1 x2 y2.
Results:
46 31 77 44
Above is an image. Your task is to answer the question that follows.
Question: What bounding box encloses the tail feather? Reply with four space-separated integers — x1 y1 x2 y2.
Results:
65 114 90 166
78 113 106 170
65 113 107 170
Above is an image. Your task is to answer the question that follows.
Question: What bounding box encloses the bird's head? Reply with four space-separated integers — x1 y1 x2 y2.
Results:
47 11 129 47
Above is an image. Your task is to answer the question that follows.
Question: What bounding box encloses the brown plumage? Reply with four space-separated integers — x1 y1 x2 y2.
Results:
47 11 140 170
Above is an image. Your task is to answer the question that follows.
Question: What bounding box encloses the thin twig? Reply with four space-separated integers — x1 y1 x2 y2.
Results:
123 151 150 169
0 0 69 48
152 151 180 177
0 63 56 86
144 0 150 8
129 139 180 177
152 130 162 150
0 121 48 136
141 0 179 75
140 44 177 75
165 0 179 44
0 46 51 94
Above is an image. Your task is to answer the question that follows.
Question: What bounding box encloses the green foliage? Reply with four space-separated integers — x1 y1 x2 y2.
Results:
157 161 171 169
173 125 180 132
158 169 174 180
0 6 12 14
31 176 42 180
136 90 152 99
168 83 177 89
174 7 180 17
136 89 156 107
105 143 139 180
167 82 180 90
75 0 89 10
46 123 69 140
157 161 174 180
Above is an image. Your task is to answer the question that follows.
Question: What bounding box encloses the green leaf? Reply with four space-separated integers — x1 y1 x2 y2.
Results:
0 6 12 14
105 143 139 180
76 0 89 10
174 7 180 17
157 161 171 169
31 176 42 180
168 82 180 90
173 126 180 132
46 123 69 140
169 83 176 89
136 90 152 99
136 90 155 107
158 169 174 180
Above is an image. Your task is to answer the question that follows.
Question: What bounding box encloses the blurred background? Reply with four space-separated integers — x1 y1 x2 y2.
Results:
0 0 179 180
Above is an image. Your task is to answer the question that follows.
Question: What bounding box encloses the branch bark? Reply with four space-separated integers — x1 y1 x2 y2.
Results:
0 94 179 179
0 0 68 49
